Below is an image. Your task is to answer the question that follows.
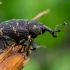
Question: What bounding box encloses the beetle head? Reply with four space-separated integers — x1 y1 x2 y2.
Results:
42 22 67 38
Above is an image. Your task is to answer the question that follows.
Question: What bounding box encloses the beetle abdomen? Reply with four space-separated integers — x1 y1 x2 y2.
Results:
0 19 29 41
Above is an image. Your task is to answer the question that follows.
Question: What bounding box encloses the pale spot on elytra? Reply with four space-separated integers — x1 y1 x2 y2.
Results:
10 25 12 27
17 33 20 36
32 25 36 29
0 28 3 36
12 26 16 34
4 31 7 33
16 22 19 26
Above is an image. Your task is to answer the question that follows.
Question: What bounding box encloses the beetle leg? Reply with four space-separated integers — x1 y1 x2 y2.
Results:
31 41 36 50
2 35 14 48
23 40 36 51
0 38 9 48
25 35 33 56
3 40 9 48
19 35 32 57
2 35 13 41
0 37 5 52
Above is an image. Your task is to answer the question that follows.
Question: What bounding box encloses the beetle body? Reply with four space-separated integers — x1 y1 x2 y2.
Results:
0 19 57 50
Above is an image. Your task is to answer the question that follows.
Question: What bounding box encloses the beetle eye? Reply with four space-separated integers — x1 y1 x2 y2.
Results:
51 31 57 38
53 30 62 38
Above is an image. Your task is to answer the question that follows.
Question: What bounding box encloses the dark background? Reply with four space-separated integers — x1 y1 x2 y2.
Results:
0 0 70 70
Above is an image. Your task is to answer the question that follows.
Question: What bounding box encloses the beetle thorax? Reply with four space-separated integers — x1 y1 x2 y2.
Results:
28 20 46 38
29 24 42 38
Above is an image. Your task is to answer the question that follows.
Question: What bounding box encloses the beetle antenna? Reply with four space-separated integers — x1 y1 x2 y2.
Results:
54 22 67 32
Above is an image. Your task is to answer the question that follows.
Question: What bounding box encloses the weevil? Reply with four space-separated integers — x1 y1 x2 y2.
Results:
0 19 66 53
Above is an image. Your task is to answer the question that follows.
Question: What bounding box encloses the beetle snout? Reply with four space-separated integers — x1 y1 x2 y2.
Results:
52 31 57 38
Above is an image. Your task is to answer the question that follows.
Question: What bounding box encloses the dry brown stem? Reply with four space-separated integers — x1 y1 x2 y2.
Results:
0 45 30 70
32 9 50 20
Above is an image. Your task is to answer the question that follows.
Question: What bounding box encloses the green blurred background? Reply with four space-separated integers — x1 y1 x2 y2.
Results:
0 0 70 70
